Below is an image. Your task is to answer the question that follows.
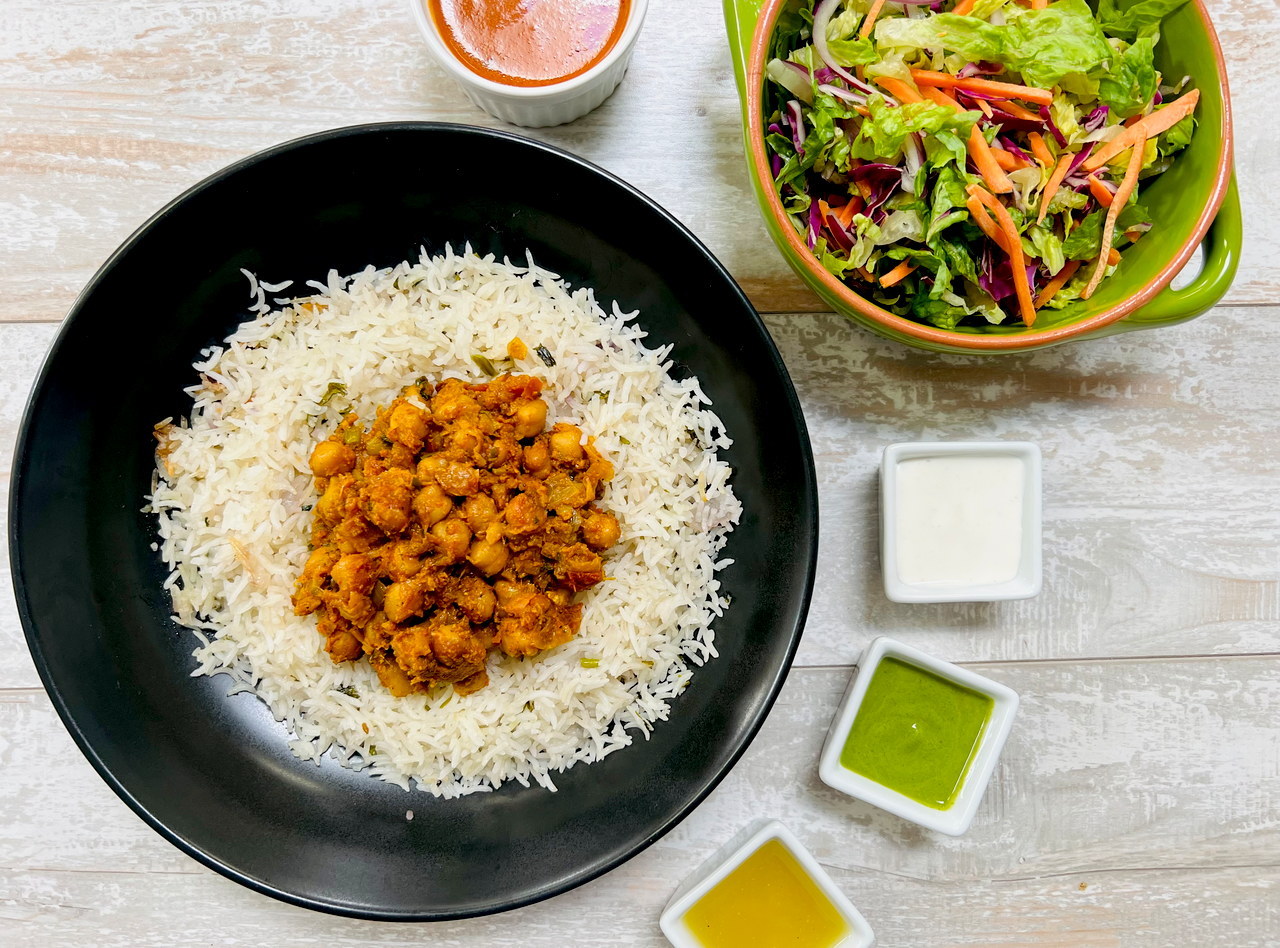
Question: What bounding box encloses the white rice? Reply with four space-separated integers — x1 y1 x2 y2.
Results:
147 246 741 797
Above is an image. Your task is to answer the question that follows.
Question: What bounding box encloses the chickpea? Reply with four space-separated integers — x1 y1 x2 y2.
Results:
493 578 523 606
436 460 479 496
467 537 510 576
383 582 424 624
512 398 548 440
309 440 357 477
502 491 547 535
417 455 447 481
453 574 496 623
330 553 375 594
326 629 363 663
549 424 585 462
523 438 551 478
373 657 415 697
446 420 483 457
386 402 430 451
462 494 498 533
582 510 621 551
430 517 472 562
413 483 452 527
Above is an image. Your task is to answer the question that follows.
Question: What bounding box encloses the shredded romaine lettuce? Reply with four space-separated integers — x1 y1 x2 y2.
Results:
763 0 1197 330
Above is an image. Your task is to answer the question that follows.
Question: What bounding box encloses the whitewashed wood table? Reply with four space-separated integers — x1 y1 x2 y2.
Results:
2 0 1277 944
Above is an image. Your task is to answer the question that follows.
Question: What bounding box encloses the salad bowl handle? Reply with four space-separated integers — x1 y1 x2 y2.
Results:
1119 174 1241 329
725 0 764 116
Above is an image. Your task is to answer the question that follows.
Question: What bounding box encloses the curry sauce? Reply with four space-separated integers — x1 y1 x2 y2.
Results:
427 0 631 87
292 373 619 697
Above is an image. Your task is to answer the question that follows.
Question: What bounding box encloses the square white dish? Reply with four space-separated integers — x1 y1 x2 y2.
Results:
659 819 874 947
880 440 1042 603
818 637 1019 837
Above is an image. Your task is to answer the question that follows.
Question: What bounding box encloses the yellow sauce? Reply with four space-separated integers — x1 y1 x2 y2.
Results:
682 838 850 947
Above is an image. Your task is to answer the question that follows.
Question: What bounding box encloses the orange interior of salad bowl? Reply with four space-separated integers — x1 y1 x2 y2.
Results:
740 0 1235 353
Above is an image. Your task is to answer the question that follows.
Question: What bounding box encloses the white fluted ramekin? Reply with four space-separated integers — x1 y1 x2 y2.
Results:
409 0 648 128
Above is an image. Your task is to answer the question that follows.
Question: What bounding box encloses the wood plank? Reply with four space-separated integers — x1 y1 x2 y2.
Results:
0 656 1275 944
764 306 1280 666
0 0 1272 320
0 864 1274 947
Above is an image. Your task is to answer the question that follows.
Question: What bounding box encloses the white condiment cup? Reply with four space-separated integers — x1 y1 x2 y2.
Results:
880 440 1043 603
818 637 1019 837
659 820 875 948
408 0 649 128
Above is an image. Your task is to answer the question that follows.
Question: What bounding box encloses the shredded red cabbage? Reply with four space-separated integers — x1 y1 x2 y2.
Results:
1039 105 1068 147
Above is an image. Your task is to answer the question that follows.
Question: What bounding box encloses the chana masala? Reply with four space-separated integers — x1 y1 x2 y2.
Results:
293 372 619 697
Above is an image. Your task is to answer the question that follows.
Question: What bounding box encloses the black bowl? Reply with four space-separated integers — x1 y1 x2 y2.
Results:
8 123 817 920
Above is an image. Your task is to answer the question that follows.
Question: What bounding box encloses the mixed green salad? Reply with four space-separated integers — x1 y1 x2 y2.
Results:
764 0 1200 329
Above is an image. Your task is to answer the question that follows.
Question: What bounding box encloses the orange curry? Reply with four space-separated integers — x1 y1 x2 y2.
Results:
292 373 619 696
428 0 631 87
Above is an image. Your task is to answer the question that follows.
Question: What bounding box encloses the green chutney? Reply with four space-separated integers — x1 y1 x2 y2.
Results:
839 657 993 810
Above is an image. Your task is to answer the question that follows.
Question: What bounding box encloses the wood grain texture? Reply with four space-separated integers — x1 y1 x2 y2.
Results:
0 0 1273 320
1 0 1277 943
0 658 1276 945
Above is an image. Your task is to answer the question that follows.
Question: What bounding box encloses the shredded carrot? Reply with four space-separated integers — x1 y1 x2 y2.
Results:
1107 247 1122 266
1000 100 1042 122
910 69 1054 106
1125 230 1144 244
1037 154 1074 224
1033 259 1082 309
834 198 862 229
919 85 1013 192
1082 90 1199 172
859 0 887 38
856 266 876 282
821 197 864 233
969 128 1016 193
975 98 995 119
952 0 977 13
854 178 873 202
969 185 1037 326
1027 132 1054 168
992 146 1028 172
879 261 917 288
920 86 959 109
876 75 923 104
965 196 1010 253
1031 0 1048 8
1082 136 1147 299
1086 174 1114 207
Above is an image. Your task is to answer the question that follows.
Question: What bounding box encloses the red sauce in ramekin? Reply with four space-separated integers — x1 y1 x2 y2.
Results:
428 0 632 88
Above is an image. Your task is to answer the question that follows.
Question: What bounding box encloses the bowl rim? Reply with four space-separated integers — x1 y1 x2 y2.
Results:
9 120 819 921
409 0 650 99
744 0 1234 351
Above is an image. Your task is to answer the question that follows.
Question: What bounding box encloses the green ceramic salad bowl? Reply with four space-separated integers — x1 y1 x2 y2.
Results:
725 0 1240 354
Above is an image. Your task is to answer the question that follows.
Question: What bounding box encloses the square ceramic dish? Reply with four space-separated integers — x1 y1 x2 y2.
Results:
660 820 875 948
880 441 1042 603
818 637 1019 836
